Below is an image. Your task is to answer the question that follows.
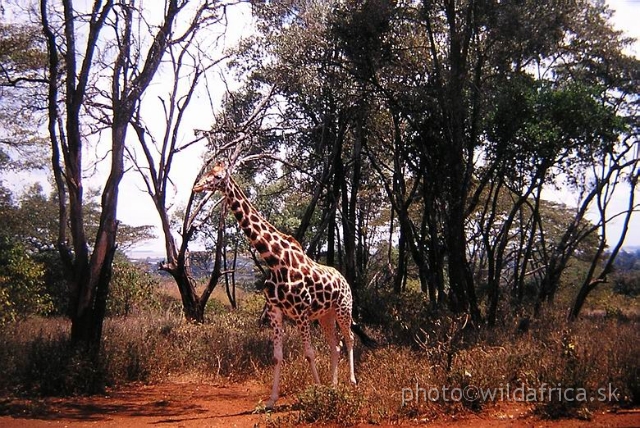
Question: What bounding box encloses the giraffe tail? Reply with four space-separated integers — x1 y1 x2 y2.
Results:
351 322 378 348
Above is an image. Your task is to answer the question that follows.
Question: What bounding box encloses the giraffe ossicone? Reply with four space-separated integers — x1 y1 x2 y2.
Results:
193 161 373 409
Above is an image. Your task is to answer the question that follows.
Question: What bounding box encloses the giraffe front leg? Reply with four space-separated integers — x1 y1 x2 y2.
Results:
300 317 321 385
266 308 284 410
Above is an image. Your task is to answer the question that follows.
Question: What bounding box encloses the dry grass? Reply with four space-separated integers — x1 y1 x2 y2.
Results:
0 287 638 425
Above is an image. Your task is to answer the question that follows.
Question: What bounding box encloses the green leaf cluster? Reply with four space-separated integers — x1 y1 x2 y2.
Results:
107 254 159 317
0 236 52 326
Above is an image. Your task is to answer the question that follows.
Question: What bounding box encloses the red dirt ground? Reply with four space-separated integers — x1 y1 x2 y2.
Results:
1 380 638 427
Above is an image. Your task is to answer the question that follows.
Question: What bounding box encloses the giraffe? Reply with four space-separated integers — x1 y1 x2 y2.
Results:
193 161 374 409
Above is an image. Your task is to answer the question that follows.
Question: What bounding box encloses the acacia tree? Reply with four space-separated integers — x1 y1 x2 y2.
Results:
0 17 48 169
127 65 275 322
567 140 638 321
231 0 639 325
115 0 232 322
344 0 637 324
39 0 222 349
231 1 390 315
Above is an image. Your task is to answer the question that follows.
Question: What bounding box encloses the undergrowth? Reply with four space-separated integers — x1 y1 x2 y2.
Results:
0 290 638 425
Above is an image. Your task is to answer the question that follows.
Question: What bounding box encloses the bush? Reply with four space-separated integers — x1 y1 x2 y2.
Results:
32 250 70 315
0 318 106 396
612 271 640 297
295 385 364 426
0 238 52 326
359 286 433 345
0 291 637 425
107 255 160 316
23 336 107 396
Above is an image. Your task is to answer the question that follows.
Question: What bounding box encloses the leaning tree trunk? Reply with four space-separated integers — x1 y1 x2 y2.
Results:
70 221 118 353
70 106 127 348
568 174 636 321
42 0 116 350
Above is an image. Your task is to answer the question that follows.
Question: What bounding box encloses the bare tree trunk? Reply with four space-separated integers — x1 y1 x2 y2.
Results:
42 0 114 348
41 0 201 346
568 170 637 321
340 116 363 310
423 0 481 322
393 228 406 293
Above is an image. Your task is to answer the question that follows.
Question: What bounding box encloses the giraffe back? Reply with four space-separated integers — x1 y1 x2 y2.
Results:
263 255 353 323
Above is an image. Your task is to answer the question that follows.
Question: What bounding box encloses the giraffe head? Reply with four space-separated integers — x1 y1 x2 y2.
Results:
193 161 229 193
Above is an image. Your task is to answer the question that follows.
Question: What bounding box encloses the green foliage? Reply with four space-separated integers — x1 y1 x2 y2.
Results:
612 251 640 297
235 0 638 321
32 250 69 315
0 237 52 325
359 286 432 345
0 21 49 170
107 254 160 317
613 272 640 297
3 184 155 254
0 182 159 319
1 1 639 422
486 78 623 183
0 23 47 76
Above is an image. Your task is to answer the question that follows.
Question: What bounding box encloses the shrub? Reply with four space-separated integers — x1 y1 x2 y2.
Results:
23 336 107 396
0 292 637 425
356 346 441 423
0 238 52 326
295 385 364 426
32 250 69 316
612 271 640 297
107 255 160 317
0 318 106 396
359 287 433 345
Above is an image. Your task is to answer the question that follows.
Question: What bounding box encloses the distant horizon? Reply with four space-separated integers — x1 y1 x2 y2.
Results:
126 243 640 260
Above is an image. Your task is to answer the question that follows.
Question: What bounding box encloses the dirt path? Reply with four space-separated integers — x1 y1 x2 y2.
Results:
0 381 266 428
1 381 638 427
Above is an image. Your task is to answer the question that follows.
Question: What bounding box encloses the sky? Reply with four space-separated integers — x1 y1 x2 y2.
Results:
3 1 640 255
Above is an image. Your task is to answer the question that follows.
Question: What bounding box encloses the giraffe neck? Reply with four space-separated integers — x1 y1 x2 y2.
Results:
223 177 301 269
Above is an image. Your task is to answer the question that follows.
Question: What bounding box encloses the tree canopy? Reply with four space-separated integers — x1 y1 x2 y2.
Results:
0 0 637 330
204 0 639 324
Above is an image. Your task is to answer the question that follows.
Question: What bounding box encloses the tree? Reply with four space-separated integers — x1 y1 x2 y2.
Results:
0 236 52 325
38 0 222 350
567 137 639 321
124 0 238 322
0 17 48 170
229 1 392 315
231 0 639 325
0 182 52 324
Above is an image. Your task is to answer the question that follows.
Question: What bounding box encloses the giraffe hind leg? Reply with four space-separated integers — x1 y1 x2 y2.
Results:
299 316 321 385
336 310 356 384
319 313 340 385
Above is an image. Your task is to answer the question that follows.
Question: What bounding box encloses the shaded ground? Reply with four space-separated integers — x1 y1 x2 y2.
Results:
0 381 638 427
